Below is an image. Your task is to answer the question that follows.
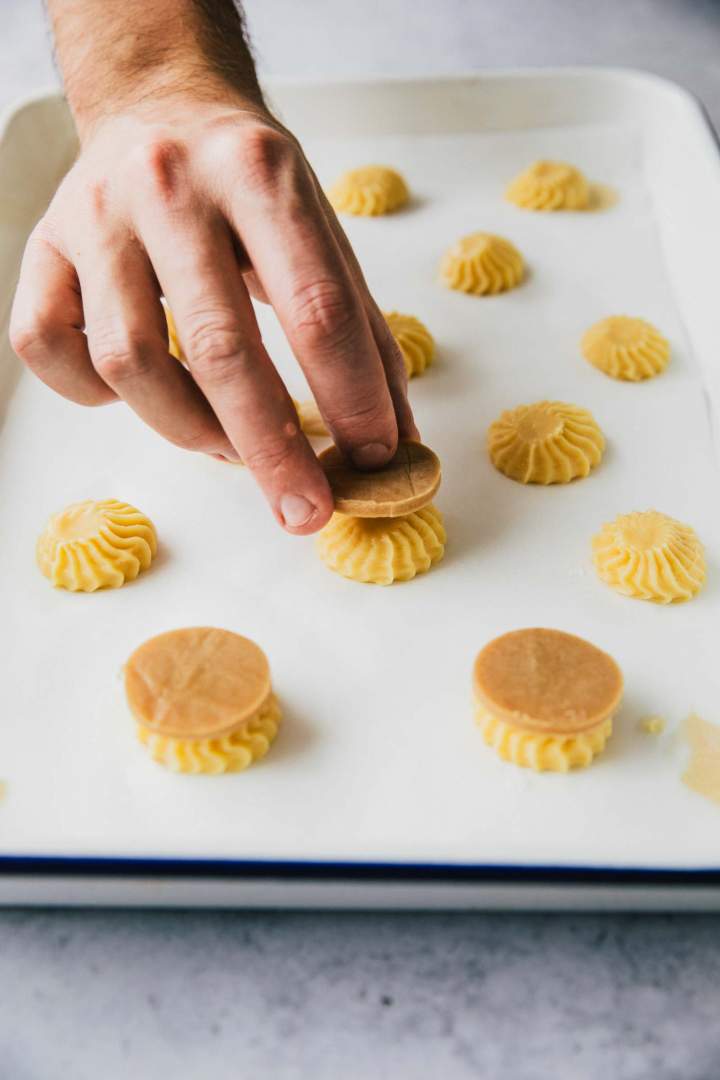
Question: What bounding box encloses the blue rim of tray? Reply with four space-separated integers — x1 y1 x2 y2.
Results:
1 855 720 886
3 77 719 895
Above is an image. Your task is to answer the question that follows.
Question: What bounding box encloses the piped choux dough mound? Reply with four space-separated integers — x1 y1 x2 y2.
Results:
125 627 281 774
293 398 329 438
164 303 183 362
317 506 446 585
582 316 670 381
440 233 524 296
37 499 157 592
316 440 445 584
506 160 590 211
488 401 605 484
383 311 435 378
592 510 706 604
328 166 409 216
473 628 623 772
137 696 281 773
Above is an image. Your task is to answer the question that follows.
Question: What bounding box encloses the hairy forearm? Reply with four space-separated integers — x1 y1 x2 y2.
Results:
47 0 263 135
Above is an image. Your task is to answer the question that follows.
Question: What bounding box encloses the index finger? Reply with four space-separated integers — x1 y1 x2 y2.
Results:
214 128 399 470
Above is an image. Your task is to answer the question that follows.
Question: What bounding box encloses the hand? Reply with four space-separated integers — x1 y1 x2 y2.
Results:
10 96 418 534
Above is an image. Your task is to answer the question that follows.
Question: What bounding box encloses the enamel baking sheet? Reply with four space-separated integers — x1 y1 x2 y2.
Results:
1 72 720 896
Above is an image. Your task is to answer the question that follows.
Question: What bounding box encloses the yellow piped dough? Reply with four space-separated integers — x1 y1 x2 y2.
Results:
328 166 409 216
165 303 182 361
506 160 590 211
137 695 281 775
472 628 623 772
476 704 613 772
488 401 605 484
125 627 280 774
37 499 157 591
582 316 670 381
316 505 445 585
293 398 328 438
592 510 706 603
384 311 435 378
440 233 524 296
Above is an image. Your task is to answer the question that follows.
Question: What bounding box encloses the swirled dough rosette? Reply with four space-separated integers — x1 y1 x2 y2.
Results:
125 627 281 774
473 628 623 772
138 696 281 774
488 401 605 484
476 705 613 772
383 311 435 377
440 232 524 296
581 316 670 381
316 506 446 585
592 510 706 603
506 160 590 211
37 499 157 591
328 166 409 216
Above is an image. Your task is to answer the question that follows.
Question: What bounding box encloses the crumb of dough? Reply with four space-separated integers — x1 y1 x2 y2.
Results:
506 160 590 211
328 166 409 216
440 232 524 296
383 311 435 377
37 500 157 592
640 716 666 736
487 401 605 484
592 511 705 604
582 316 670 381
472 628 623 771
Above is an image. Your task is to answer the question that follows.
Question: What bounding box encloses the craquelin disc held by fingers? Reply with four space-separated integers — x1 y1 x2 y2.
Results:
318 440 441 518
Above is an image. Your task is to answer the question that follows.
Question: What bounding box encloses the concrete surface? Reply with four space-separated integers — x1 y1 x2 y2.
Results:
2 3 720 1078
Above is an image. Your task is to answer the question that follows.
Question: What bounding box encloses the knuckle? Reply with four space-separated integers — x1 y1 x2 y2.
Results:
128 135 187 202
9 313 54 360
78 386 118 407
333 395 394 433
243 434 297 475
91 333 154 384
27 217 60 249
169 427 223 455
183 313 258 382
237 125 301 195
84 178 110 221
290 278 359 349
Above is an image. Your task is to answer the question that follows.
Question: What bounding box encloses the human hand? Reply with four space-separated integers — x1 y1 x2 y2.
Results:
10 94 417 534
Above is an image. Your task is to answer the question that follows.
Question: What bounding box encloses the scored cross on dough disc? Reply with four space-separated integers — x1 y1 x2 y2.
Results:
124 627 272 740
473 628 624 736
318 441 441 518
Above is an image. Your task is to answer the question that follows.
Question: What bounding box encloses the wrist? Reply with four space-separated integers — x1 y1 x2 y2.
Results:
71 67 265 143
48 0 264 140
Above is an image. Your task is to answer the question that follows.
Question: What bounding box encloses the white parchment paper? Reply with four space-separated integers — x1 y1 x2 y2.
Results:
2 118 720 869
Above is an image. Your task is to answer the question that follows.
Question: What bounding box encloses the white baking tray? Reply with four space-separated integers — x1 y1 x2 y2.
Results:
2 69 720 909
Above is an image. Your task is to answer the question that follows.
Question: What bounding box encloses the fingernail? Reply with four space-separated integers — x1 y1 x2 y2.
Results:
351 442 393 469
280 493 315 528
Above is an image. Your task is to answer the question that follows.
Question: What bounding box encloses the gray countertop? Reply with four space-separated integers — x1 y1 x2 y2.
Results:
3 2 720 1078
